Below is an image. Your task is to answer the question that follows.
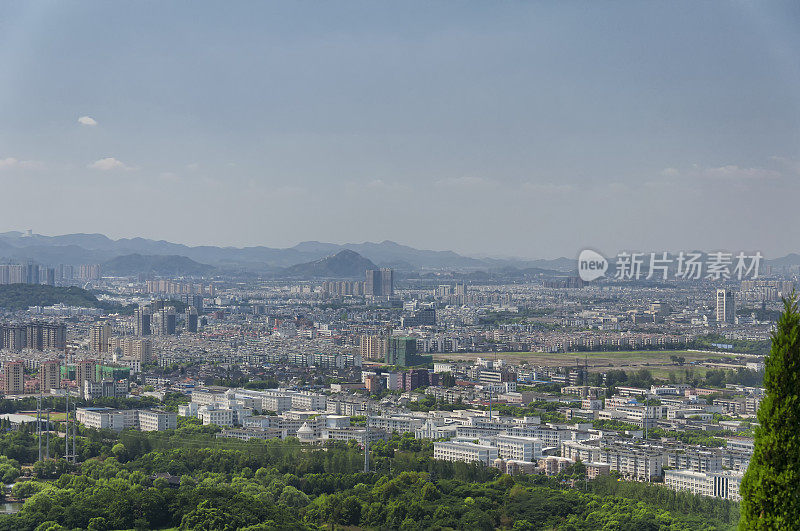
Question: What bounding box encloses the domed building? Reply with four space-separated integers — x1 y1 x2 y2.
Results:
297 422 316 443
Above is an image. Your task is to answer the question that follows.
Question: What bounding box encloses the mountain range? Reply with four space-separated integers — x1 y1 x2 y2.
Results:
1 231 795 278
0 231 575 274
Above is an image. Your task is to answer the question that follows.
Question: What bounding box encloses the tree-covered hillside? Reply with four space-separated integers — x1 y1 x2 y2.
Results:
0 416 739 531
0 284 105 311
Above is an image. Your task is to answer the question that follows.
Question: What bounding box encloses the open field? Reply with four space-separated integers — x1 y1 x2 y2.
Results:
18 411 68 421
433 349 719 374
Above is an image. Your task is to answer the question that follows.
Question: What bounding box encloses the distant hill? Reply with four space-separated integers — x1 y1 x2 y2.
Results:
0 232 557 271
280 250 376 278
0 284 104 311
103 254 215 276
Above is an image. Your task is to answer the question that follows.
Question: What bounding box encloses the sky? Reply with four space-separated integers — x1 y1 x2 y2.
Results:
0 1 799 259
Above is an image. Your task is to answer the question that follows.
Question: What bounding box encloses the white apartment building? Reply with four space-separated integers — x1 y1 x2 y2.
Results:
434 441 498 465
290 391 326 411
76 408 176 432
77 408 137 431
138 409 178 431
415 419 458 440
665 449 723 473
726 437 755 454
198 404 234 427
496 435 542 462
368 415 425 434
561 440 601 463
664 470 743 501
600 444 663 480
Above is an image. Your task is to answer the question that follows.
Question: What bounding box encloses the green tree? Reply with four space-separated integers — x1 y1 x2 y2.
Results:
740 295 800 529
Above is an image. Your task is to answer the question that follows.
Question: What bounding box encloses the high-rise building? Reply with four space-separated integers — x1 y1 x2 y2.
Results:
41 360 62 391
108 337 154 364
76 360 97 399
78 264 101 280
380 268 394 296
24 263 39 285
366 268 394 297
41 268 55 286
401 308 436 327
90 322 113 353
386 337 429 367
152 308 176 336
7 265 24 284
2 361 24 395
186 307 198 333
360 335 388 361
135 307 152 336
1 323 65 351
716 289 736 324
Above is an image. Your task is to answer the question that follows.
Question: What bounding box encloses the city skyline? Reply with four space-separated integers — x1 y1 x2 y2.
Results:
1 2 799 258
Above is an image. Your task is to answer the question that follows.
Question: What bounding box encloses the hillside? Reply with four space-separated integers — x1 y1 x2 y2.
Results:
0 284 104 311
103 254 215 276
279 250 377 278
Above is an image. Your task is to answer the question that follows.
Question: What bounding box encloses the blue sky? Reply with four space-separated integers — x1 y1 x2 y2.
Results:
1 1 799 258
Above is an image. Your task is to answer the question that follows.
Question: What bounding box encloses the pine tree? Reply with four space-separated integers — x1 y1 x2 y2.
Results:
739 294 800 529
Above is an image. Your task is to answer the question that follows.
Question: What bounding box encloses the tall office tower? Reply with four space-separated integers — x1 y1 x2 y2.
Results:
75 360 97 399
41 360 62 391
24 263 40 284
62 264 74 281
192 294 204 314
135 307 152 336
366 268 394 296
365 270 381 296
380 268 394 296
716 289 736 324
152 308 176 335
90 322 113 353
180 294 204 314
0 266 8 285
186 307 198 333
2 361 24 395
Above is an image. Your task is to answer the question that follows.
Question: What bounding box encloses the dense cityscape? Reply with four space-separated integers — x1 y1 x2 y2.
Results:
2 1 799 529
0 232 793 528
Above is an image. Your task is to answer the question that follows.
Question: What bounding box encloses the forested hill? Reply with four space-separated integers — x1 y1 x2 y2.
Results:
0 284 104 311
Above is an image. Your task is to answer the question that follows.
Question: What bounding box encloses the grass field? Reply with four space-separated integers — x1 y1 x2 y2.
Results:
433 349 717 374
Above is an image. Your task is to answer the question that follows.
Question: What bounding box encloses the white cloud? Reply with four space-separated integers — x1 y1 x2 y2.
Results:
88 157 132 171
520 182 576 194
0 157 43 170
769 156 800 175
660 167 680 177
77 116 98 126
701 165 780 180
434 176 495 189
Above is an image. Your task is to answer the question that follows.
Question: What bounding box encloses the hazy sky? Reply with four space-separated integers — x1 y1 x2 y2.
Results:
1 1 799 259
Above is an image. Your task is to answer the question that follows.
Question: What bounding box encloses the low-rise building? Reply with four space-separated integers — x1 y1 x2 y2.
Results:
434 440 498 465
664 469 743 501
